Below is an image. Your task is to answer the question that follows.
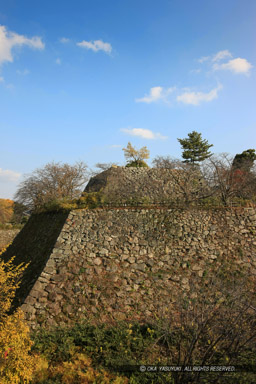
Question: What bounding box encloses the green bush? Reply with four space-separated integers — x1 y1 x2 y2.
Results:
36 192 105 213
125 160 149 168
38 199 78 213
198 196 223 208
77 192 105 209
31 308 256 383
32 321 172 384
0 223 24 230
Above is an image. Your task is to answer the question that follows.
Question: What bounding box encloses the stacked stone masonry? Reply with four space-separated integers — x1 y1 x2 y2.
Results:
84 167 197 203
8 207 255 328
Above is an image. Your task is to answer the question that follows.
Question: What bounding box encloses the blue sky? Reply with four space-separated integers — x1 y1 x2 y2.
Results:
0 0 255 198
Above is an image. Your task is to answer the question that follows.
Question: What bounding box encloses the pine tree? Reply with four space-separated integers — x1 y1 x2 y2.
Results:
178 131 213 164
232 149 256 172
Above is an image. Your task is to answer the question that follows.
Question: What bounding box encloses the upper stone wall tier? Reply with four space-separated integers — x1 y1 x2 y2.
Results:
84 167 194 203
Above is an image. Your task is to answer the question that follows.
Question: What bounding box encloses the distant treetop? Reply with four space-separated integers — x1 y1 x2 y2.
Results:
122 142 150 167
178 131 213 164
15 161 89 211
232 149 256 172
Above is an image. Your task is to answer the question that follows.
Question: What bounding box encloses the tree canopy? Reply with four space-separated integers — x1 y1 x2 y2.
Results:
122 142 150 167
232 149 256 172
0 199 14 225
178 131 213 164
14 161 89 211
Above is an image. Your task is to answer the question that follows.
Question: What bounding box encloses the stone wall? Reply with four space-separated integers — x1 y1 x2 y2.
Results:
2 212 69 309
3 207 255 329
84 167 194 203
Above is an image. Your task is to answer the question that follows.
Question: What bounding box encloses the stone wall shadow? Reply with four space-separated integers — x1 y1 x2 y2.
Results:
1 211 69 310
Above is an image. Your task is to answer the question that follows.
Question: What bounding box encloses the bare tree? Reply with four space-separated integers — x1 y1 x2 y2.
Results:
201 154 256 205
153 156 212 205
89 162 119 177
94 162 118 171
15 161 89 211
152 155 180 169
163 261 256 384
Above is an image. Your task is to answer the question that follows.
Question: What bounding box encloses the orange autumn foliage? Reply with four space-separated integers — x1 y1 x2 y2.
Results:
0 199 14 224
33 351 129 384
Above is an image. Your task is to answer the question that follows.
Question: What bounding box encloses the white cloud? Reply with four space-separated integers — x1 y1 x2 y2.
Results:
0 25 44 65
198 50 232 64
0 168 21 182
16 69 29 75
190 68 201 74
212 50 232 62
121 127 167 140
0 76 4 82
213 57 253 75
55 58 61 65
77 39 112 54
6 83 14 90
110 144 122 148
60 37 70 43
198 49 253 75
135 86 175 103
198 56 210 63
177 84 223 106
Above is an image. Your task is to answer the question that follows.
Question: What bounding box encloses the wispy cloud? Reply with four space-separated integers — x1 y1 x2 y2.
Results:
190 68 201 74
198 56 210 64
6 83 15 91
60 37 70 43
16 69 30 75
213 58 253 75
198 50 232 64
77 39 112 54
0 76 4 82
177 84 223 106
212 50 232 62
55 58 61 65
121 127 167 140
110 144 122 148
135 86 175 103
0 25 44 65
0 168 21 182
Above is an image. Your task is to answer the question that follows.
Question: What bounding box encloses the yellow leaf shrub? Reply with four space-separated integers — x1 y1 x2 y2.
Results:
0 254 27 321
0 248 36 383
33 351 129 384
0 309 36 383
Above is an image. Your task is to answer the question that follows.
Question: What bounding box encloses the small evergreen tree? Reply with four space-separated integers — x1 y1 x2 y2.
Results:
178 131 213 164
